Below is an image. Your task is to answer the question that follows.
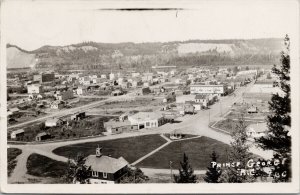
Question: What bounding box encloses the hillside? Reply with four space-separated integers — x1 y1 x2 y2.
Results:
6 47 36 69
6 38 283 70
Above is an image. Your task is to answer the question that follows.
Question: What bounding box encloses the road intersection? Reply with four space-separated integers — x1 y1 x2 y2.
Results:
7 81 273 183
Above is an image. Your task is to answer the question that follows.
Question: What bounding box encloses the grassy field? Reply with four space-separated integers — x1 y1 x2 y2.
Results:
7 148 22 176
26 153 68 178
213 119 254 134
53 134 167 163
97 99 162 110
137 136 231 170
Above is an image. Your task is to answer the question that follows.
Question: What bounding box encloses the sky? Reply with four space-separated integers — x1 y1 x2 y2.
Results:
1 0 299 51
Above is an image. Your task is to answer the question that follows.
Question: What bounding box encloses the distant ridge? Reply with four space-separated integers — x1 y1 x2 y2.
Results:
6 38 283 70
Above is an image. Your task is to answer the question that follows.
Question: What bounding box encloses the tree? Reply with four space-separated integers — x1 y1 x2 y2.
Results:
255 35 291 182
204 151 222 183
233 66 239 74
120 167 149 183
219 118 254 183
174 153 197 183
64 153 91 184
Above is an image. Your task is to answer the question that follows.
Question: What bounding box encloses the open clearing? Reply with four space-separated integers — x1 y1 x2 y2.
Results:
53 134 167 163
137 136 232 169
213 119 255 133
26 153 68 179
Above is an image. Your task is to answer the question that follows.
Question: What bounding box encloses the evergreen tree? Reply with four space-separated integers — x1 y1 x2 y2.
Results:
174 153 197 183
204 151 222 183
256 35 291 182
120 167 149 183
65 153 91 184
219 118 255 183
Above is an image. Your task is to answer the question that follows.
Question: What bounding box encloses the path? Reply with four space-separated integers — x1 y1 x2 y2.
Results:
131 134 172 165
141 168 206 176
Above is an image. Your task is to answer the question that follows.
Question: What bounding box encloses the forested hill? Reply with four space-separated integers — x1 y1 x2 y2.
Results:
7 38 283 70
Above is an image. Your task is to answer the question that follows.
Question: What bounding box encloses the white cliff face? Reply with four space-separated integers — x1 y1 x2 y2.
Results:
6 47 36 69
177 43 235 55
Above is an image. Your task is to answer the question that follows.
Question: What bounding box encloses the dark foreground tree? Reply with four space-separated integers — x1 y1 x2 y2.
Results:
120 166 149 183
64 153 91 184
219 118 255 183
256 35 291 182
174 153 197 183
204 151 222 183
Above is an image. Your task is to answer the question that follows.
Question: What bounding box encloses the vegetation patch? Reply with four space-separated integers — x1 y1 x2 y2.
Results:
7 148 22 177
26 153 68 178
213 119 254 133
53 134 167 163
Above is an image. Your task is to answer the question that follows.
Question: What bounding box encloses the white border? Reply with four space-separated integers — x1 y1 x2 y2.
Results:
0 0 299 193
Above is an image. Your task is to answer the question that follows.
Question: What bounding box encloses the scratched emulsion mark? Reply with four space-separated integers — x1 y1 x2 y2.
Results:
97 8 185 11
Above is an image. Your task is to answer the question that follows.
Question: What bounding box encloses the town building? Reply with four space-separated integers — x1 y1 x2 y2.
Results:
50 100 64 109
84 147 129 184
195 94 209 108
10 129 25 139
70 112 86 121
41 73 55 83
27 84 43 94
45 118 64 127
56 90 74 101
246 123 267 138
77 86 88 96
35 132 51 142
111 90 123 96
190 84 226 96
128 112 164 129
103 120 138 135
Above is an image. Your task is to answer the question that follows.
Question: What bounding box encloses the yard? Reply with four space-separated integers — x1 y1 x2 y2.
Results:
53 134 167 163
7 148 22 176
70 97 106 107
26 153 68 180
137 136 232 170
97 99 162 110
8 116 114 142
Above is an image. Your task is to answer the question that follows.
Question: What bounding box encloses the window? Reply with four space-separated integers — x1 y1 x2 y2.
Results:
103 172 107 178
146 122 150 126
92 171 98 177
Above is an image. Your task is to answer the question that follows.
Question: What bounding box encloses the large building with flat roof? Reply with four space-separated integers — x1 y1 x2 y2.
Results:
190 84 226 95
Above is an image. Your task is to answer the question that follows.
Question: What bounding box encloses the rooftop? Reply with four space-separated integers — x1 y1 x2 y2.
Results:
246 123 268 133
85 155 128 173
129 112 163 121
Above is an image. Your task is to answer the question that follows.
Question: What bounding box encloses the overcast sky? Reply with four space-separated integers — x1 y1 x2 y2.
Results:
1 0 299 51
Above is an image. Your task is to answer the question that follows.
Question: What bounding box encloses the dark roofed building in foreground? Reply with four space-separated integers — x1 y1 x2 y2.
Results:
84 147 129 184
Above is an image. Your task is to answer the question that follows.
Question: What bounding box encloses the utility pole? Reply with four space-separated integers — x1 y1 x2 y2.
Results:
208 108 211 124
169 161 173 181
219 100 222 116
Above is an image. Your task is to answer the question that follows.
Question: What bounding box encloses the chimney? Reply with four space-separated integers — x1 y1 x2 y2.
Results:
96 146 102 157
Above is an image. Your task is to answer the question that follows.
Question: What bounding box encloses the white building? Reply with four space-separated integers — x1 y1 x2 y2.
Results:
109 73 115 80
11 129 25 139
246 123 267 138
27 84 43 94
45 118 64 127
190 84 225 95
128 112 164 129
